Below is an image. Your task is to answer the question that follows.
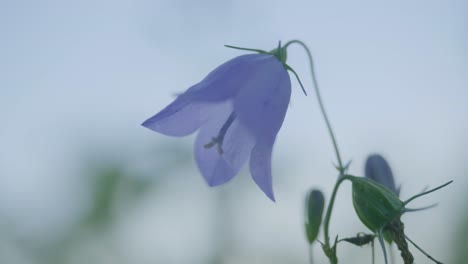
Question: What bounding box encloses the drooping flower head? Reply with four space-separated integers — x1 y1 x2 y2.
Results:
142 42 304 201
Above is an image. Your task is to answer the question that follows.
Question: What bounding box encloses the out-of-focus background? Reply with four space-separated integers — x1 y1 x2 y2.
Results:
1 0 467 263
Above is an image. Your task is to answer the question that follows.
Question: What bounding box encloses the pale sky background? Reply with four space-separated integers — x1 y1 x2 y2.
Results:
1 0 467 263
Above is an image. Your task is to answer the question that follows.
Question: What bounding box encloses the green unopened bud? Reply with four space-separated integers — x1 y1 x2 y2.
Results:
346 175 452 264
305 189 325 244
348 176 403 232
348 175 452 233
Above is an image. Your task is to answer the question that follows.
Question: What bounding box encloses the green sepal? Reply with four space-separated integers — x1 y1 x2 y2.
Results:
284 64 307 96
224 44 268 54
224 42 289 65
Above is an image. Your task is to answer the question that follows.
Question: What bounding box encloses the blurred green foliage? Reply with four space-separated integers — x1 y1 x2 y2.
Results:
0 143 192 264
452 201 468 264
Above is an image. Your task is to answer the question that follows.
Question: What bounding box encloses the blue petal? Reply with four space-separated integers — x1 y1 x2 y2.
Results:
249 141 275 201
142 96 227 137
233 55 291 140
365 154 397 194
142 54 274 137
232 55 291 201
185 54 274 102
194 104 255 186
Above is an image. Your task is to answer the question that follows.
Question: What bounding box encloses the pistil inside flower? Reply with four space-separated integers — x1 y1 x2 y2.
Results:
204 112 237 154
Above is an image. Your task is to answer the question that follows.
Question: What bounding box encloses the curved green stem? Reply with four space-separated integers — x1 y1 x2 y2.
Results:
284 40 344 173
285 40 346 263
308 245 314 264
323 176 346 256
372 240 375 264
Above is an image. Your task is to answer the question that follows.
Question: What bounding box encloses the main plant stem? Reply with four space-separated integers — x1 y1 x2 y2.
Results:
284 40 344 173
285 40 345 264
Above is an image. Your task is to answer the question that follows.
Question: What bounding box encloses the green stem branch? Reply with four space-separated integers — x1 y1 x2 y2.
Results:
308 245 314 264
323 176 346 260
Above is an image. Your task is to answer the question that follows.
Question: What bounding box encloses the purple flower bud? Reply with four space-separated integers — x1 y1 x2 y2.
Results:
365 154 398 195
142 53 291 201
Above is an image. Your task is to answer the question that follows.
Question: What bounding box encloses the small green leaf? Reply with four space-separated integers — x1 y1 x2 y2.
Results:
340 233 375 247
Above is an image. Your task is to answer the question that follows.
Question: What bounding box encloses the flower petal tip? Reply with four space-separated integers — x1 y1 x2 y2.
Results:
141 119 151 128
260 185 276 202
141 117 164 134
204 176 227 187
253 176 276 202
267 193 276 202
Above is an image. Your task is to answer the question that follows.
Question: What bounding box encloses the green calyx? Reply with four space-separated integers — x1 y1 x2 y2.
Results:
224 41 307 95
224 41 287 63
269 41 288 64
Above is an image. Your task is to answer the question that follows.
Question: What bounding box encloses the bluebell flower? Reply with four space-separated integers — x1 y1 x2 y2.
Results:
365 154 398 195
142 45 299 201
